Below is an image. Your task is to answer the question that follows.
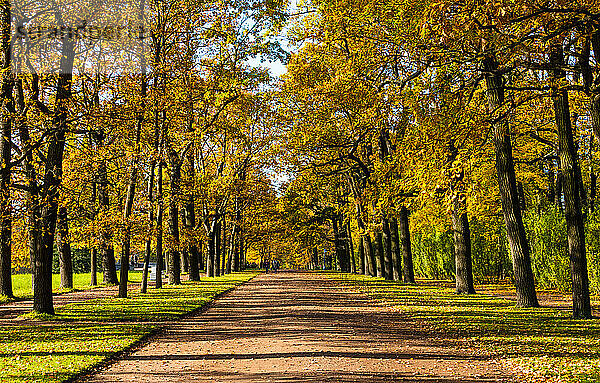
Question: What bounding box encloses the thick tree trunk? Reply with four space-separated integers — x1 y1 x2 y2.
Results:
390 217 402 281
33 35 75 314
451 211 475 294
0 104 10 298
550 43 591 319
447 142 475 294
362 234 376 276
0 0 12 299
483 54 539 308
399 205 414 284
57 207 73 290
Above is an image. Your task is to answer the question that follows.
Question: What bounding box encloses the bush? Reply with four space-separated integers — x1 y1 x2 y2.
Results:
52 248 98 274
524 207 570 292
412 229 454 279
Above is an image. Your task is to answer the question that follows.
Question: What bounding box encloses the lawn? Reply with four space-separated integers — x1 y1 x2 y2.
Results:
1 271 258 383
7 271 145 301
330 273 600 383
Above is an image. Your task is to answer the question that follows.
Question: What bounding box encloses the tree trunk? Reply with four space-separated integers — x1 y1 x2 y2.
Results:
483 54 538 308
363 234 376 276
198 240 204 272
556 168 563 210
155 160 164 289
240 235 246 270
346 221 356 273
550 43 591 319
141 161 155 293
333 217 347 272
90 248 97 286
180 205 189 274
0 0 12 299
167 164 182 285
33 35 75 314
16 81 38 294
214 219 221 277
390 217 402 281
226 220 235 274
206 221 215 277
382 218 393 280
447 141 475 294
358 236 365 275
452 211 475 294
399 205 414 284
185 189 200 280
375 231 385 278
547 165 556 204
0 100 10 298
118 70 145 298
57 207 73 289
589 31 600 143
221 217 227 275
98 153 118 285
232 209 241 272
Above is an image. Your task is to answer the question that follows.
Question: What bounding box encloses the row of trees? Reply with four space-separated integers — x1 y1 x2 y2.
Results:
276 1 600 319
0 0 288 314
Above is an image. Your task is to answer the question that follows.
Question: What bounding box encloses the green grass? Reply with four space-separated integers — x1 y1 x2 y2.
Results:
6 271 145 302
329 273 600 383
1 271 258 383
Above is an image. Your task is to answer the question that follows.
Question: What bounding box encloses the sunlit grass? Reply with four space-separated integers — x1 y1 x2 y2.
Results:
4 271 145 302
1 271 258 383
329 272 600 383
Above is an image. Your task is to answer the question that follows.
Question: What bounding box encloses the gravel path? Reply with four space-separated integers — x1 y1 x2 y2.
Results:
81 271 512 383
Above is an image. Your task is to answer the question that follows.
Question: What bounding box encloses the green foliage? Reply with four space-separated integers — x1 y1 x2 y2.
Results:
51 248 97 274
470 217 511 283
585 210 600 295
1 272 257 383
525 208 570 292
411 229 454 279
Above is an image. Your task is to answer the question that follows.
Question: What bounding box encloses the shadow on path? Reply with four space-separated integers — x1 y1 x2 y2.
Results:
83 271 512 383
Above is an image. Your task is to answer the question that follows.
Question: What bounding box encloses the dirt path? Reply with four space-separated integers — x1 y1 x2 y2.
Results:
82 271 512 383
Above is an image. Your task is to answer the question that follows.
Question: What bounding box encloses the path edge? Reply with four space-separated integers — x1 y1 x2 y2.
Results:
63 272 261 383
